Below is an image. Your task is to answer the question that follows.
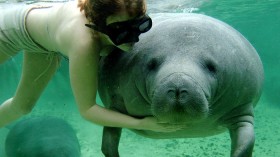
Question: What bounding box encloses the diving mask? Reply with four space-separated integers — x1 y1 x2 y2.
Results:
85 14 152 45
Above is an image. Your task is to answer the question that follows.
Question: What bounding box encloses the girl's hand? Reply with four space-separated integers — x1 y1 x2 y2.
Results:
137 116 185 132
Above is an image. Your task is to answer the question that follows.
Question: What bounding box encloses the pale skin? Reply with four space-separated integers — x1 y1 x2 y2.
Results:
0 1 182 132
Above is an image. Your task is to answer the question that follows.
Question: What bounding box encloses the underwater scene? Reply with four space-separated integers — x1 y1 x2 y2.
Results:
0 0 279 156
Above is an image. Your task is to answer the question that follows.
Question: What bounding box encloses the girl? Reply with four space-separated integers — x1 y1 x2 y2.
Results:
0 0 181 132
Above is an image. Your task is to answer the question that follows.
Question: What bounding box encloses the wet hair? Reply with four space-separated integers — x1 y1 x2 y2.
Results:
78 0 147 28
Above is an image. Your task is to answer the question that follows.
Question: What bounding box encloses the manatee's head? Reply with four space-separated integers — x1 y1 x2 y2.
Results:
130 13 233 124
151 73 211 124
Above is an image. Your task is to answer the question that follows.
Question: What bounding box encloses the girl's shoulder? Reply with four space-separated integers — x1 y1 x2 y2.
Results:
51 2 97 55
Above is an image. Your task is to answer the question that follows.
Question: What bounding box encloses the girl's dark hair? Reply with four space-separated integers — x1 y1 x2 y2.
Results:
78 0 147 28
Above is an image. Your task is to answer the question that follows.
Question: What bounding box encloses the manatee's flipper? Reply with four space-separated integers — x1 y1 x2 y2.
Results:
102 127 122 157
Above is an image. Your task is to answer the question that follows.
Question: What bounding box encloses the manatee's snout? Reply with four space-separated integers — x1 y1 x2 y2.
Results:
151 73 209 123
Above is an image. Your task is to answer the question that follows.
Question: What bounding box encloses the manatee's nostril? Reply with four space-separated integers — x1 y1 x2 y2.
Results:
179 89 188 102
180 89 188 95
167 89 176 98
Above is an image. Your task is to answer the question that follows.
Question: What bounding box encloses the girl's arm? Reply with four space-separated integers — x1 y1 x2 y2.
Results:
83 102 185 132
67 31 181 132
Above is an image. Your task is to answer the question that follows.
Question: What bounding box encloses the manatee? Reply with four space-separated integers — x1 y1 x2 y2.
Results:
98 13 264 157
5 117 81 157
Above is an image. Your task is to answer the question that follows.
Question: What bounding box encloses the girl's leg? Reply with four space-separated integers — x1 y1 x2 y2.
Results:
0 51 60 128
0 49 18 64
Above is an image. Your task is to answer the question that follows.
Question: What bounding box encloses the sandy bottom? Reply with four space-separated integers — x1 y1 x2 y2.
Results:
1 96 279 157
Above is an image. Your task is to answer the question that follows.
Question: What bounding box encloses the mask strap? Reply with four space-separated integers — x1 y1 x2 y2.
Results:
85 24 107 34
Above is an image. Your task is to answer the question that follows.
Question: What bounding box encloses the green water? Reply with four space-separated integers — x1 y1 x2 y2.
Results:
198 0 280 106
0 0 280 157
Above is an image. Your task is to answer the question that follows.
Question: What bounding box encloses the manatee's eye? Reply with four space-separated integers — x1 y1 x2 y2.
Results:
205 61 217 74
147 58 159 71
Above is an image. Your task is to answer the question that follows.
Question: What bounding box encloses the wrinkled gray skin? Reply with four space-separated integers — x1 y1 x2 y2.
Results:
98 13 264 157
5 117 81 157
